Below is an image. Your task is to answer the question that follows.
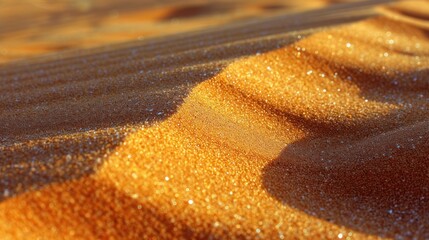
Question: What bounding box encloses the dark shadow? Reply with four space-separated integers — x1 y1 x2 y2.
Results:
261 4 287 11
261 21 429 237
0 55 220 202
162 4 221 20
0 58 223 201
0 65 222 144
0 10 315 203
263 121 429 238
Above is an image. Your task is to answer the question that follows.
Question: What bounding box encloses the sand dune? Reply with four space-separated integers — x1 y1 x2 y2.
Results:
0 0 428 239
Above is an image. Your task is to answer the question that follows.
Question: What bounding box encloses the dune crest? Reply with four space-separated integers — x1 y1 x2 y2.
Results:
0 1 428 239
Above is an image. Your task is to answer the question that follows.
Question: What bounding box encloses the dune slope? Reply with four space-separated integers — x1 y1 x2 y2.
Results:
0 1 428 239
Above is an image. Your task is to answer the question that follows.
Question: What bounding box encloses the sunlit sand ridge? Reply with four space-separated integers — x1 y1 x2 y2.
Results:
0 1 428 239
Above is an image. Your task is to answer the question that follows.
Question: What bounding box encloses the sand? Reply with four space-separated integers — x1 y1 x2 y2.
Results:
0 0 428 239
0 0 351 64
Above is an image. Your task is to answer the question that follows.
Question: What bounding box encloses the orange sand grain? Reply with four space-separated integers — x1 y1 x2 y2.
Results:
0 1 428 239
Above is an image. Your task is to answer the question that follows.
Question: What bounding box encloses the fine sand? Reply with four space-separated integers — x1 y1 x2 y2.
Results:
0 0 428 239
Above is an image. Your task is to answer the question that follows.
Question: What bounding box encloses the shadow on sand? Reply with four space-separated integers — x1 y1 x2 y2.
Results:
262 56 429 238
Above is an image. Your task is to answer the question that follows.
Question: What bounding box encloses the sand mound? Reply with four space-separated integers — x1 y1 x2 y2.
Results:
0 1 428 239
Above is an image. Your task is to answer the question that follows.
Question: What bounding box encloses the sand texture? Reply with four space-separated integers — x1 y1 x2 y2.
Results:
0 0 428 239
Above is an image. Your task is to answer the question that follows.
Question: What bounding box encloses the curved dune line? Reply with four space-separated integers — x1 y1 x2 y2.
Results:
0 1 428 239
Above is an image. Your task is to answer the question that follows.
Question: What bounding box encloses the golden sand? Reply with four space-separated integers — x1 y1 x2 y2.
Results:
0 0 428 239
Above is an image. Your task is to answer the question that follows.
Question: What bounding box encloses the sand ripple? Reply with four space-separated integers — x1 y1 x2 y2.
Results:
0 1 428 239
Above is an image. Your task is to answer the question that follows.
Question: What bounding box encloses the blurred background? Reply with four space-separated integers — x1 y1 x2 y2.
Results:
0 0 360 63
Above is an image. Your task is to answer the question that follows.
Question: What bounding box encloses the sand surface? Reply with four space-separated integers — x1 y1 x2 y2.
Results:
0 0 428 239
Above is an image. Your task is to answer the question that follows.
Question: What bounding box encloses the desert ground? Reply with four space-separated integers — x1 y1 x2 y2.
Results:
0 0 428 239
